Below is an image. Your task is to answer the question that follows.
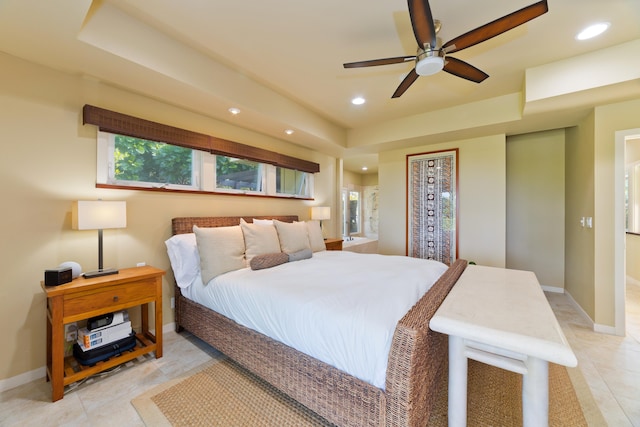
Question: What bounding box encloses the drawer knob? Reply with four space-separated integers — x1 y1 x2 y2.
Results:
113 295 119 302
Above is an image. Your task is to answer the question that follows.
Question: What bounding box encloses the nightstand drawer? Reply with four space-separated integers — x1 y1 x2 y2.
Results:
63 279 156 319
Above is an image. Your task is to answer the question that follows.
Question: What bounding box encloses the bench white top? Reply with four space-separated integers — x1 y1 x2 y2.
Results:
430 265 577 367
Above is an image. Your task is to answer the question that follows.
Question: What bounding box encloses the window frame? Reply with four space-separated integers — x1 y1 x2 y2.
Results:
275 166 312 198
97 131 314 199
211 154 265 195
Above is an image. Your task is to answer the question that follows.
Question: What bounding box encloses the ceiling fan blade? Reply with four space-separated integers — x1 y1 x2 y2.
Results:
392 68 420 98
443 57 489 83
442 0 548 54
408 0 437 49
343 55 416 68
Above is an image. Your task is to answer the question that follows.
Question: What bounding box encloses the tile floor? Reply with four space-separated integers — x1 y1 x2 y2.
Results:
547 281 640 426
1 282 639 426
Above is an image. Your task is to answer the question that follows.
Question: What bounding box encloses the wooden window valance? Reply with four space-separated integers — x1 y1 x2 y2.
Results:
82 105 320 174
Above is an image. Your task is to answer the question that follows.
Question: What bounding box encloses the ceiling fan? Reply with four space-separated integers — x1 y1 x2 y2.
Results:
343 0 549 98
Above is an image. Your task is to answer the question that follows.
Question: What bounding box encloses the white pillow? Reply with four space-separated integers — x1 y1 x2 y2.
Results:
165 233 199 288
193 225 246 285
252 218 274 226
304 220 326 252
273 220 311 254
240 218 281 263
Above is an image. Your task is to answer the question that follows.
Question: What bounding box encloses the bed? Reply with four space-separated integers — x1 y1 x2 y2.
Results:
169 215 467 427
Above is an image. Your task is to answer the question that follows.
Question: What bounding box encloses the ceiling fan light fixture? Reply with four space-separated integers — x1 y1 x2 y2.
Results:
415 51 444 76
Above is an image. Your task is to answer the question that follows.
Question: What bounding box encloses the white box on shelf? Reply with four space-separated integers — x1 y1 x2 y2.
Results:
77 321 132 350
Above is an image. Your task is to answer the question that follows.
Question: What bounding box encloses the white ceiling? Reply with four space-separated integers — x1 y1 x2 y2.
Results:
1 0 639 173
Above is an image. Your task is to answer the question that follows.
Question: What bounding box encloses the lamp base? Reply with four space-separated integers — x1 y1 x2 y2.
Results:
83 268 119 278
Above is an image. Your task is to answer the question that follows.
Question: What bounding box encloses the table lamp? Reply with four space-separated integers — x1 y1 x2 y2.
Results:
72 200 126 278
311 206 330 235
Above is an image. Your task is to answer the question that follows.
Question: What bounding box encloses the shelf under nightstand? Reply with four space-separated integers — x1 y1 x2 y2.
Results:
41 265 165 401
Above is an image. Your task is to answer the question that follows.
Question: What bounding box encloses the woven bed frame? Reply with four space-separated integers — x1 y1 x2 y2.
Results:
171 216 467 427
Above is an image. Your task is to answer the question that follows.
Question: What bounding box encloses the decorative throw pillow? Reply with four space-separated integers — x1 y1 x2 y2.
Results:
250 252 289 270
240 218 281 263
273 220 311 254
288 248 313 262
303 220 326 252
193 225 246 284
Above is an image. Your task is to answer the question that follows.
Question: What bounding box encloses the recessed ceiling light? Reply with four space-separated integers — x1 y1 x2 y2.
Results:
285 129 294 135
228 107 241 115
351 97 366 105
362 166 368 171
576 22 610 40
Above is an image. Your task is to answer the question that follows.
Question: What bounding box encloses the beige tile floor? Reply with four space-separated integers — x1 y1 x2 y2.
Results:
1 283 639 426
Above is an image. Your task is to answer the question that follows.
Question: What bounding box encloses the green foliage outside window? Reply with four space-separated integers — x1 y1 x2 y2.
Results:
216 156 260 190
114 135 192 185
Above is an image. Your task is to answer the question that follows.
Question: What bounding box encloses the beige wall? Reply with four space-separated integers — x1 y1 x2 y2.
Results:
0 54 338 381
342 170 361 187
362 173 379 186
564 99 640 328
565 115 596 318
627 234 640 282
593 100 640 327
506 130 565 288
627 138 640 166
378 134 506 267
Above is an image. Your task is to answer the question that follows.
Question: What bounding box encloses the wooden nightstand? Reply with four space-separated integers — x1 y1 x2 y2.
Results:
324 238 343 251
41 265 165 401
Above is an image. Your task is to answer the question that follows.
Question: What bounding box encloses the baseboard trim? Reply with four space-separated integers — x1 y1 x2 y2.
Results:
593 323 619 335
0 366 46 393
1 322 177 393
565 289 624 336
563 289 596 330
541 285 564 293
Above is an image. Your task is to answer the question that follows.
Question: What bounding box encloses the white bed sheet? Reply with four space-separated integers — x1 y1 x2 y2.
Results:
183 250 447 389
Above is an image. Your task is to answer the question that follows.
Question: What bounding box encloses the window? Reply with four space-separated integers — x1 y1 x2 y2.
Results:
215 156 263 192
97 131 312 198
341 189 360 236
112 134 197 188
98 132 199 190
348 190 361 234
276 167 311 198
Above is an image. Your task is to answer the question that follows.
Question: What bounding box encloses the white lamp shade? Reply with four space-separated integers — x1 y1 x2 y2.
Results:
311 206 330 221
72 201 127 230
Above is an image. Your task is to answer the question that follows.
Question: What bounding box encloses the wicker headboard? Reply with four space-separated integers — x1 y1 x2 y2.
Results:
171 215 299 235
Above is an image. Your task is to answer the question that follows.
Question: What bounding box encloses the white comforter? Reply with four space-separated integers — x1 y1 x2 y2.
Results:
184 250 447 389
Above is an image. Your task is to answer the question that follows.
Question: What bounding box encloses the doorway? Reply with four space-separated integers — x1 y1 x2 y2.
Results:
341 188 361 237
616 129 640 335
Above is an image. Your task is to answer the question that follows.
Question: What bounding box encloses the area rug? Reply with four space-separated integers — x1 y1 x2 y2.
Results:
132 357 605 426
